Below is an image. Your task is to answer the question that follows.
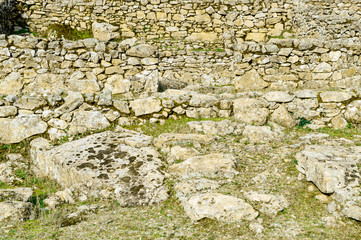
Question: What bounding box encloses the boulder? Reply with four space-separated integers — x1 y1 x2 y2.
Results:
270 105 296 128
234 69 268 91
92 22 120 42
0 115 47 144
168 153 238 179
126 44 156 58
0 201 32 223
130 97 162 116
55 91 84 115
0 72 23 95
68 110 110 135
244 191 289 216
234 108 269 126
243 125 284 143
30 129 168 206
296 145 361 194
182 193 258 222
345 100 361 123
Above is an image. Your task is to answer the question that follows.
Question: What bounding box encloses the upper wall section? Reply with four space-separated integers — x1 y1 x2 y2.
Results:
17 0 361 42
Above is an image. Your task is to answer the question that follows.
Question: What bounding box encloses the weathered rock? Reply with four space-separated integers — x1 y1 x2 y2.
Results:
98 90 113 106
126 44 156 58
244 191 289 216
174 179 221 199
187 120 241 136
55 91 84 115
92 22 120 42
189 94 219 108
233 98 269 112
0 188 33 202
168 146 199 164
0 106 17 117
168 153 238 179
233 98 269 126
0 115 47 144
243 125 284 143
345 100 361 123
0 72 23 95
235 108 269 126
30 129 168 206
0 162 14 184
0 201 32 223
296 145 361 194
185 32 218 42
104 75 131 94
320 91 354 103
154 133 214 149
270 105 296 128
294 90 318 99
263 91 295 103
343 203 361 221
68 110 110 135
113 100 130 114
331 115 348 129
182 193 258 222
61 205 97 227
14 96 45 110
130 97 162 116
23 74 66 95
234 69 268 91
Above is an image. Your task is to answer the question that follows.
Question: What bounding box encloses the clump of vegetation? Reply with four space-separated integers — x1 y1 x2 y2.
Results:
298 117 311 127
47 24 93 40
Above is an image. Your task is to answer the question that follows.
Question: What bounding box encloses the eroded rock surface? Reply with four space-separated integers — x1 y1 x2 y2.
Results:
182 193 258 222
0 115 47 144
296 145 361 194
30 128 168 206
168 153 238 179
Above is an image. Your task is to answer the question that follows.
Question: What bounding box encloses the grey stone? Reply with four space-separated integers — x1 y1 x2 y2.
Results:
30 129 168 206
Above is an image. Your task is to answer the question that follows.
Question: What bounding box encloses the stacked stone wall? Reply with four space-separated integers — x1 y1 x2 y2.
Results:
0 34 360 97
16 0 361 41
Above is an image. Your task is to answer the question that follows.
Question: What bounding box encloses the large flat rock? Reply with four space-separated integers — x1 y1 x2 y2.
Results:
296 145 361 194
30 128 168 206
182 193 258 222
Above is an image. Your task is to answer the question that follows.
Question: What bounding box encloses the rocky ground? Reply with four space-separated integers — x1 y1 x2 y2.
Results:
0 117 361 239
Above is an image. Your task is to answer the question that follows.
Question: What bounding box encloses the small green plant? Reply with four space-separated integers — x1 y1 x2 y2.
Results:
298 117 311 127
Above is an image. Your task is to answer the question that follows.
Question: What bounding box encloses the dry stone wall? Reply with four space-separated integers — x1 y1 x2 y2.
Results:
16 0 361 42
0 34 360 96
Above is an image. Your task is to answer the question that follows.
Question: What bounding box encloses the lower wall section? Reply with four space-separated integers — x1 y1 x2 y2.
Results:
0 89 360 144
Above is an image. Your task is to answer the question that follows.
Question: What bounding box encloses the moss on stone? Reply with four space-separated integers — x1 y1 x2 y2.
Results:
47 24 93 40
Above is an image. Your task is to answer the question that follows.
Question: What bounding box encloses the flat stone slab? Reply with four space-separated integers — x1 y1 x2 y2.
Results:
30 128 168 206
296 145 361 194
263 91 295 103
182 193 258 222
